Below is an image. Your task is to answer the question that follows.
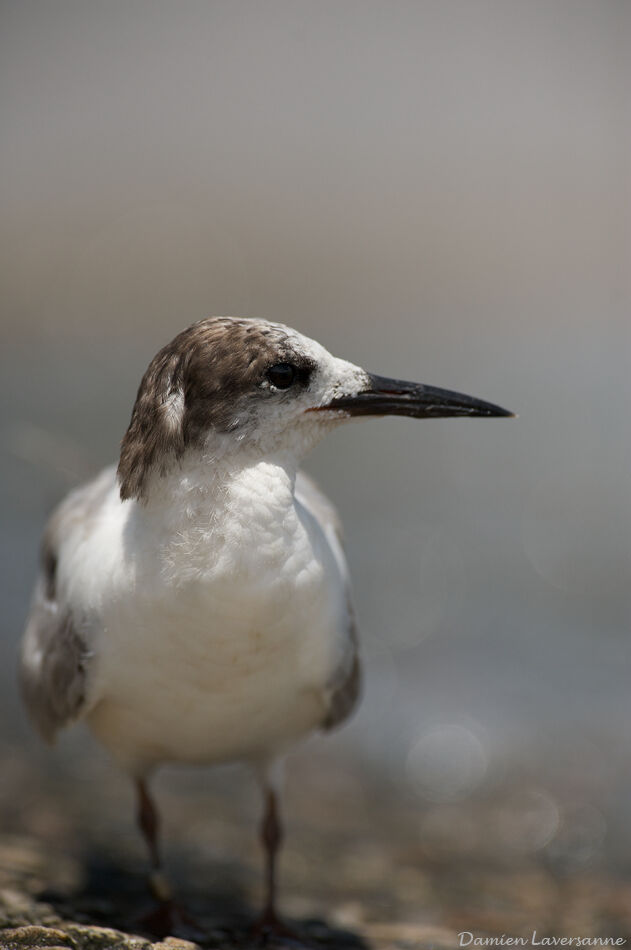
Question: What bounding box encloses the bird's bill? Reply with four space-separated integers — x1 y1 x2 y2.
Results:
319 373 514 419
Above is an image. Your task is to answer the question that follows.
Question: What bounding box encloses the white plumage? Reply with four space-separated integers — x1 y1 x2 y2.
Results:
78 462 354 775
19 315 510 935
21 320 365 769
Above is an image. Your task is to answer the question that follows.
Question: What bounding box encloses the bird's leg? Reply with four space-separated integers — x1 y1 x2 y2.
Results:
135 778 172 904
261 785 282 925
135 777 196 939
134 780 204 940
251 782 302 943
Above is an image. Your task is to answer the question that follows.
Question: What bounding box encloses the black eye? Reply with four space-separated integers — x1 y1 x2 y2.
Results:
267 363 297 390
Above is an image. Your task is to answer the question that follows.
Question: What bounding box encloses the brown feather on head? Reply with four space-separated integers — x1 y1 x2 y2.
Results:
117 317 314 502
118 340 188 502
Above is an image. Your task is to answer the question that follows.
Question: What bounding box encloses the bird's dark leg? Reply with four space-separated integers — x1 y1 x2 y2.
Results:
261 786 282 924
134 777 199 939
251 783 301 943
134 780 204 940
135 778 172 904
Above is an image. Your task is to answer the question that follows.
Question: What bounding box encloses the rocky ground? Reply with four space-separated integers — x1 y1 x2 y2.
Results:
2 737 631 950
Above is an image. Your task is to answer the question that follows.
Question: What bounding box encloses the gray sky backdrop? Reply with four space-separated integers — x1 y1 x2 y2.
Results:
1 0 630 868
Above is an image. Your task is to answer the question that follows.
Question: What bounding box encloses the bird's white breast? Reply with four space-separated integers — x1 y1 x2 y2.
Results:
80 460 349 776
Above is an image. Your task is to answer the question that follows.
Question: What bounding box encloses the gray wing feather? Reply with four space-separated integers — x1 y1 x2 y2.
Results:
295 470 362 731
20 581 90 742
295 471 345 548
321 597 361 731
19 467 113 742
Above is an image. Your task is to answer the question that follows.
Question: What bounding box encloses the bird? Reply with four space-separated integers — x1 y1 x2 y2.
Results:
19 316 512 940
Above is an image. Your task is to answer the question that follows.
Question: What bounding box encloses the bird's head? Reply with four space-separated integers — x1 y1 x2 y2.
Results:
118 316 512 502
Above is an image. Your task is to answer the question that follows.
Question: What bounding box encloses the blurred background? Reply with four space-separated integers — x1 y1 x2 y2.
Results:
1 0 630 941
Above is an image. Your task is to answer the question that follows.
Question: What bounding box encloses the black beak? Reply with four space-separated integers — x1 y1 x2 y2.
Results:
321 373 514 419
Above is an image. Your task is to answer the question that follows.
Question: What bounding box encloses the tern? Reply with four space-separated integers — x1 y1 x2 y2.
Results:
20 316 511 939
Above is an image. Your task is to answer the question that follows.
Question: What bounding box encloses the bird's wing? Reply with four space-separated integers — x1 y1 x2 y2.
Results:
295 470 361 731
19 466 115 742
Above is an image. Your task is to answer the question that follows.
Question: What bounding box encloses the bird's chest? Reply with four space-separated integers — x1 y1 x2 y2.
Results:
90 467 346 768
90 488 345 768
157 487 336 644
149 524 336 680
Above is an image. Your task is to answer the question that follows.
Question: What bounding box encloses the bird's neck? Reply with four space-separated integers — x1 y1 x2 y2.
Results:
135 449 301 578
